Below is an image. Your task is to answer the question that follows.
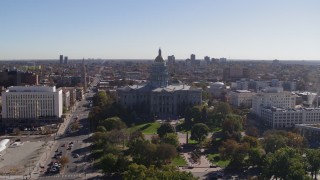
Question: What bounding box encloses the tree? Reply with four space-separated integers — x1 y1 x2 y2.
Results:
101 117 127 131
89 106 103 130
96 125 107 132
242 136 259 148
156 144 177 165
151 135 160 144
190 106 202 122
222 114 243 141
63 106 67 114
123 163 147 180
129 140 157 166
190 123 209 143
154 165 197 179
219 139 238 160
201 106 208 123
100 153 117 175
105 129 128 147
184 107 193 129
262 133 287 153
92 91 110 107
219 139 249 168
115 155 130 173
129 130 145 143
123 164 197 180
70 122 80 131
157 123 175 138
247 147 265 168
59 156 70 167
305 149 320 179
262 147 308 180
162 133 180 148
245 126 259 137
214 102 232 115
286 132 306 149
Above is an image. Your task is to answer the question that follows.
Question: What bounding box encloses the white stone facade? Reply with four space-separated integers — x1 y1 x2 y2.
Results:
251 88 296 117
1 86 62 125
229 90 256 108
262 107 320 128
117 49 202 118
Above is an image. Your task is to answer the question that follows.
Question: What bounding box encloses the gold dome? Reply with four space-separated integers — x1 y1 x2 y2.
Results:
155 48 164 62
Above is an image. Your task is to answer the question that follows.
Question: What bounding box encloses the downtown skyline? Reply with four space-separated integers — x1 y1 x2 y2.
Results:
1 0 320 60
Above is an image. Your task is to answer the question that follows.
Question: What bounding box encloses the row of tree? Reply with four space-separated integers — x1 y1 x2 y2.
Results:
91 116 197 179
217 128 320 179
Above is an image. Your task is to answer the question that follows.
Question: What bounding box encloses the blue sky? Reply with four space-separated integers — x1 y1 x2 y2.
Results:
0 0 319 60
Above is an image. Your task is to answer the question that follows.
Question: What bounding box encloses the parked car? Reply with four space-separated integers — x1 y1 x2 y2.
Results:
73 154 80 158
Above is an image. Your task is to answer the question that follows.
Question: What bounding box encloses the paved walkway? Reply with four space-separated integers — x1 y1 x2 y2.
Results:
0 175 26 179
182 152 212 167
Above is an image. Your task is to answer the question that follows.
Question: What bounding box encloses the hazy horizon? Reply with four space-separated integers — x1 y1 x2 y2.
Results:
1 0 319 60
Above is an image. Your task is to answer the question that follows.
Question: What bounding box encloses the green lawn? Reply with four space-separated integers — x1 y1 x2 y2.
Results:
187 138 198 144
212 127 222 132
207 153 229 168
171 155 188 166
129 122 161 134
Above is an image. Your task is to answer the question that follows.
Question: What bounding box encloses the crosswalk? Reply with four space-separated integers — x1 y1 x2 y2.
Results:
39 174 81 179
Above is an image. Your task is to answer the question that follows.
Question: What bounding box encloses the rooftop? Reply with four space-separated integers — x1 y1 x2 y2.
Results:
6 86 57 93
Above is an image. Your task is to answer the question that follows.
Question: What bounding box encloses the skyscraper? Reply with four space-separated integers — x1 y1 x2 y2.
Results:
64 56 68 64
167 55 175 66
191 54 196 62
204 56 210 62
60 55 63 64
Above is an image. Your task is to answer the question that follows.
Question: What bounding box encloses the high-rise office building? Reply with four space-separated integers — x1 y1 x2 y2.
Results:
64 56 68 64
60 55 63 64
167 55 175 66
204 56 210 63
1 86 63 126
191 54 196 62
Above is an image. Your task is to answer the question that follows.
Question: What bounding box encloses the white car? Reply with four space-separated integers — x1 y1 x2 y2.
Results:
73 154 80 158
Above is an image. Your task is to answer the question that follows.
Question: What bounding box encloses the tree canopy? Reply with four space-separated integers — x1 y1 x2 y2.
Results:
190 123 209 143
222 114 243 141
157 123 175 138
101 117 127 131
262 148 308 180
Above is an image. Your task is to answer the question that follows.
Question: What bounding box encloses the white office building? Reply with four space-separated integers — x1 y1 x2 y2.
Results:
251 87 296 117
262 107 320 128
229 90 256 108
1 86 63 126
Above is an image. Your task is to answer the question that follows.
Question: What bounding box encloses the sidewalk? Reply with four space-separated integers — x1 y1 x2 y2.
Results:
30 141 55 179
182 152 212 168
56 101 80 136
0 175 25 179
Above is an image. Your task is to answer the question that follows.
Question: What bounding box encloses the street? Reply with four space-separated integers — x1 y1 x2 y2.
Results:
37 78 100 179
